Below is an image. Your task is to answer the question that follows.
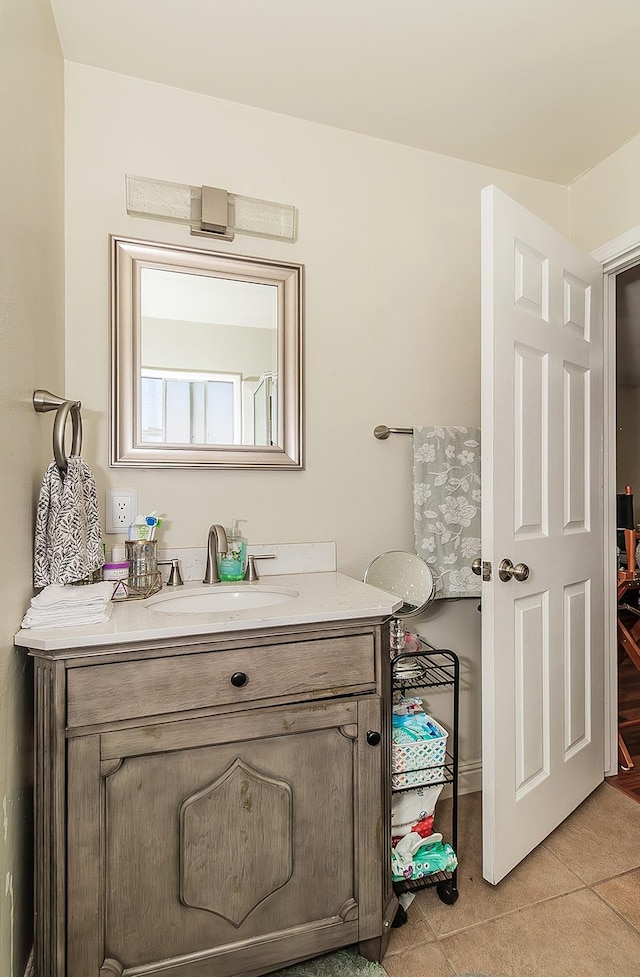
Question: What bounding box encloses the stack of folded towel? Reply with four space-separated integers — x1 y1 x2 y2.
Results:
21 581 114 630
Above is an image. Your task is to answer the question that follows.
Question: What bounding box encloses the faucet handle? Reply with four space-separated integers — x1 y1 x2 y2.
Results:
158 558 184 587
244 554 276 582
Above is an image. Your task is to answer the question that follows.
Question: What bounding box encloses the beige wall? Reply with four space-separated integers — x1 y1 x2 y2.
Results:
570 133 640 252
143 318 274 376
64 63 570 777
0 0 65 973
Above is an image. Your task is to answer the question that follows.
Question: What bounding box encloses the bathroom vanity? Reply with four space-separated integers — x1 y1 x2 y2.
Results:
15 572 400 977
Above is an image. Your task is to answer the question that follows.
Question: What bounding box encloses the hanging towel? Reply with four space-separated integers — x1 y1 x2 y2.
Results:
21 581 114 629
34 458 105 587
413 426 481 599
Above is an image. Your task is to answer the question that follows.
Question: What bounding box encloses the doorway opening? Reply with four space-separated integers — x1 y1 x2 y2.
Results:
596 225 640 795
613 263 640 797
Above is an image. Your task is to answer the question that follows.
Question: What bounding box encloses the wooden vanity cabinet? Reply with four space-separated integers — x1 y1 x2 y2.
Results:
31 619 396 977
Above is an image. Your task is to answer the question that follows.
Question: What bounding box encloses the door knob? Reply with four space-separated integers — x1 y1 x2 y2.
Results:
366 730 381 746
498 559 530 582
471 558 482 576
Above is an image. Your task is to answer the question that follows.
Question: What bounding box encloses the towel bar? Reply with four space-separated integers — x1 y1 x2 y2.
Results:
373 425 412 440
33 389 83 472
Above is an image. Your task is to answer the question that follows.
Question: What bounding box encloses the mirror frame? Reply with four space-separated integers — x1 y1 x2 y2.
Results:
110 236 304 469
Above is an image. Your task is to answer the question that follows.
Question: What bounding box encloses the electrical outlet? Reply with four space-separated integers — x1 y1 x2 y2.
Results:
105 490 138 535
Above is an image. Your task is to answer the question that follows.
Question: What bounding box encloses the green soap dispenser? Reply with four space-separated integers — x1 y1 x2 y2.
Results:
219 519 247 581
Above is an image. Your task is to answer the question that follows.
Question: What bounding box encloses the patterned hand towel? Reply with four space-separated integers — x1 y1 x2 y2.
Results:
34 458 105 587
413 426 481 598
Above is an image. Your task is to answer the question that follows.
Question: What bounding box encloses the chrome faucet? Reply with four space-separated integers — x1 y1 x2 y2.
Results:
203 524 229 584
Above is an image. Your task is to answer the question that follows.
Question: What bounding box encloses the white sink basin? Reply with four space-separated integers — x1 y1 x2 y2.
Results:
146 585 299 615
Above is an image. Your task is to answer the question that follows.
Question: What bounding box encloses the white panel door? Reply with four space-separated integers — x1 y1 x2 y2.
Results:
481 185 604 884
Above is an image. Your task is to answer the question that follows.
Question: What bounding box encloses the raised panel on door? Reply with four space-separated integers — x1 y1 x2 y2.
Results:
563 361 590 533
514 343 548 538
514 591 550 798
563 579 591 760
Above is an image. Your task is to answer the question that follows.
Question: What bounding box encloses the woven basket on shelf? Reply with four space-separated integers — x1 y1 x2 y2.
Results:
391 716 448 789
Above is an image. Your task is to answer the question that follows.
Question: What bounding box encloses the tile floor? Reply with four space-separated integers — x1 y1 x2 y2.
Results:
383 783 640 976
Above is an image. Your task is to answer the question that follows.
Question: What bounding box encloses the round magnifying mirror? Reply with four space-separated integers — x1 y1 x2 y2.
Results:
363 550 436 618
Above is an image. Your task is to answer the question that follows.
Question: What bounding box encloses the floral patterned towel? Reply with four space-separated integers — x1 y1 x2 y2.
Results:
413 426 481 599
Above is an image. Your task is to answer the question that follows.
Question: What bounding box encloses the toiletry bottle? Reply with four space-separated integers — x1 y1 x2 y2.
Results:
219 520 247 581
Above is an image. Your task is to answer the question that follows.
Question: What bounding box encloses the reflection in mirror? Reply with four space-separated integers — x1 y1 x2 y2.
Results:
110 237 303 469
363 551 436 618
140 269 278 446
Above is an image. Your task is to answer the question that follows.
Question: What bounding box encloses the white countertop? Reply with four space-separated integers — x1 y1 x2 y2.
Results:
14 572 402 651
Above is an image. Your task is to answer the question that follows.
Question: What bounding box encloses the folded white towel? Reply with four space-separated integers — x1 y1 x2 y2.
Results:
30 581 114 608
20 581 115 629
21 604 113 630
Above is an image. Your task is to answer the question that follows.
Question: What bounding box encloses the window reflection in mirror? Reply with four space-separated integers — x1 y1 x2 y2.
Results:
140 268 278 447
110 237 303 469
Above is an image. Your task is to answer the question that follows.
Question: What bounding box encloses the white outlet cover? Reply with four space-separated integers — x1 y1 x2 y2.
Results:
105 489 138 535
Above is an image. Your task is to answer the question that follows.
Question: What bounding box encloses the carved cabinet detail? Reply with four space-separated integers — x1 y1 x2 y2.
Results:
180 757 293 925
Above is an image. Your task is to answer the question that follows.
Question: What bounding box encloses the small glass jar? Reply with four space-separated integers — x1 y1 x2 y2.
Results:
125 540 158 590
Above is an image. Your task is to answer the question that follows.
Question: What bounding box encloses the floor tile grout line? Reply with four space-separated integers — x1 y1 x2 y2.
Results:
536 835 596 885
584 862 640 886
538 837 596 881
428 886 640 977
384 935 438 959
539 850 640 887
411 894 443 942
426 883 588 941
588 882 640 938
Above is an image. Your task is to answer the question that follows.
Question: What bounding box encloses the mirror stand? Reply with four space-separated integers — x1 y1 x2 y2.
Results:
390 618 408 655
363 550 437 668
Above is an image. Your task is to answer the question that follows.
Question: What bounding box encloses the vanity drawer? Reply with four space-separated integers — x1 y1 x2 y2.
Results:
66 633 376 727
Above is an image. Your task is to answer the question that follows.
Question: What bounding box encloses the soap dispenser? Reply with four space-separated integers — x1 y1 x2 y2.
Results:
219 519 248 582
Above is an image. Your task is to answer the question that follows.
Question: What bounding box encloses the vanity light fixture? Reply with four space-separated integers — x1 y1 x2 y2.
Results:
125 174 297 244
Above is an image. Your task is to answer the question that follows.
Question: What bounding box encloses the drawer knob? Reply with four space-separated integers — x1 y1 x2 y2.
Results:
366 730 381 746
230 671 248 688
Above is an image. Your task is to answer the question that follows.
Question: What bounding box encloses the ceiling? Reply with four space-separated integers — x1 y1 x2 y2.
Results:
49 0 640 185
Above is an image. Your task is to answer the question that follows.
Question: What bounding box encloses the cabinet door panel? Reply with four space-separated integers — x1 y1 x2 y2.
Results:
69 697 382 977
104 733 350 961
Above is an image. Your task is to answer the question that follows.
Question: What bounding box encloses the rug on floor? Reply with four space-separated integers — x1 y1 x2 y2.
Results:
267 947 388 976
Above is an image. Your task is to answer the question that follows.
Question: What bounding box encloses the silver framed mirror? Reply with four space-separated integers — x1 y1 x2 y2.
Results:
363 550 436 617
110 236 303 469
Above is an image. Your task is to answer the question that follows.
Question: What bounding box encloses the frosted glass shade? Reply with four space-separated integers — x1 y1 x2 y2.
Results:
125 175 297 243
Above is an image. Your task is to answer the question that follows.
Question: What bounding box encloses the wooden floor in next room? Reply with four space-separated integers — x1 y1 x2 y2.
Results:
610 655 640 803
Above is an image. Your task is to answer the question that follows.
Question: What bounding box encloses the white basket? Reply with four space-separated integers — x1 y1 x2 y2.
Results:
391 716 448 789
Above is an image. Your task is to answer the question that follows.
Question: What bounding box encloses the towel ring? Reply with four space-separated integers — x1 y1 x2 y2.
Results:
33 389 83 473
52 401 82 472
